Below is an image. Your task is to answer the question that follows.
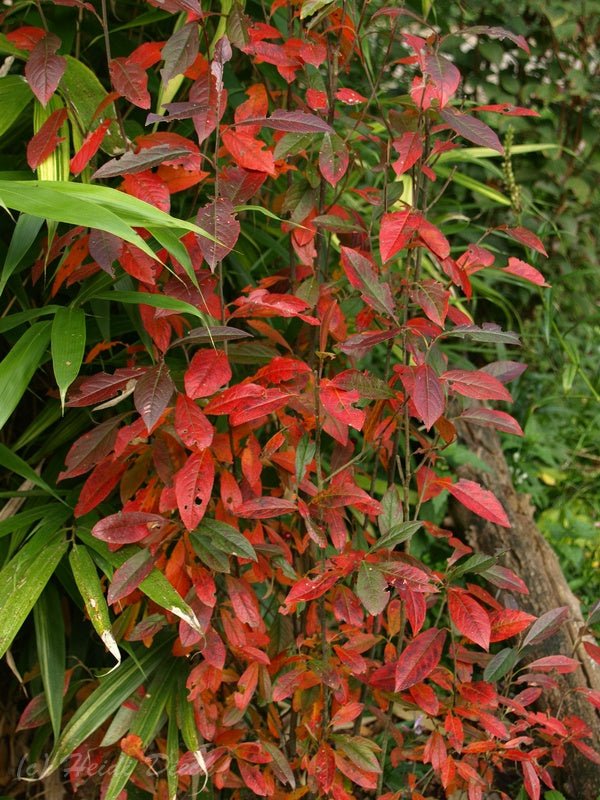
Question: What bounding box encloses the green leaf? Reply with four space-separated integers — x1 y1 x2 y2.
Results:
0 321 52 431
192 518 257 562
103 661 179 800
52 307 86 412
483 647 519 682
0 443 65 503
42 638 172 776
356 561 389 615
0 527 68 659
450 553 497 579
378 486 404 536
33 583 65 741
94 289 210 322
434 165 510 205
69 544 120 666
295 434 315 484
0 503 58 539
0 306 59 334
371 521 422 552
0 212 43 296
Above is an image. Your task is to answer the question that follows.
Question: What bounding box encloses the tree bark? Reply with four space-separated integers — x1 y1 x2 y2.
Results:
452 419 600 799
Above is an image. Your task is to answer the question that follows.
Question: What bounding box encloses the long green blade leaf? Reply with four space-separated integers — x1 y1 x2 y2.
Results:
51 307 86 411
0 527 68 659
0 443 65 503
34 582 65 741
0 212 44 296
0 321 52 431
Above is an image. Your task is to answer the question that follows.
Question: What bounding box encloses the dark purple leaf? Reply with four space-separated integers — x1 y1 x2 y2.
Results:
467 26 530 54
236 109 333 134
25 32 66 106
134 362 174 431
440 107 503 154
107 549 154 604
196 198 240 271
67 368 144 407
160 23 199 86
522 607 570 648
88 228 123 274
92 145 193 179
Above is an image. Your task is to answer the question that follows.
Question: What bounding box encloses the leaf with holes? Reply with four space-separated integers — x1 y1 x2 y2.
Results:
174 450 214 530
174 394 214 450
319 133 349 187
196 198 240 271
395 628 446 691
448 588 491 650
25 33 66 106
440 107 503 153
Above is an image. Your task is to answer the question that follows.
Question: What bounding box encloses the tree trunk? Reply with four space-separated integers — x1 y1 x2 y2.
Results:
452 419 600 799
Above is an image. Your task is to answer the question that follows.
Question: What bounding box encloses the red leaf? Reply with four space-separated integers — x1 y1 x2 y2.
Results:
58 417 121 479
413 364 445 431
395 628 446 691
340 246 396 317
236 497 297 519
313 743 336 793
499 226 548 257
416 217 450 259
481 360 528 383
25 32 66 106
122 171 170 213
409 279 449 326
423 52 460 107
74 458 126 517
469 25 530 54
127 41 164 69
474 103 539 117
439 107 503 154
320 381 365 431
503 257 549 287
458 408 524 437
336 87 367 104
107 549 154 604
521 761 540 800
191 71 227 144
379 210 412 262
92 511 167 544
184 349 232 399
392 131 423 176
447 479 510 527
522 607 569 647
482 565 528 594
226 575 262 627
229 289 318 324
284 570 340 607
230 388 290 426
26 108 67 170
174 450 214 530
196 198 240 271
66 368 142 407
70 119 112 175
237 761 269 796
584 641 600 665
448 588 491 650
109 57 150 109
6 26 46 52
219 166 267 204
319 133 349 187
134 362 174 432
527 655 580 674
174 394 214 450
221 129 276 175
489 609 535 642
442 369 512 401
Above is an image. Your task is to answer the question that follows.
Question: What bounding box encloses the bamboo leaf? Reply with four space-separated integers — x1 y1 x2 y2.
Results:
0 321 52 431
52 307 86 412
42 638 172 776
0 527 68 659
0 213 43 296
69 544 121 666
33 583 65 741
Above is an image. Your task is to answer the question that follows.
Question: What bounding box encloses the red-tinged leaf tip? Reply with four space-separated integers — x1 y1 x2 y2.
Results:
447 479 510 528
70 119 112 175
448 588 491 650
395 628 446 691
